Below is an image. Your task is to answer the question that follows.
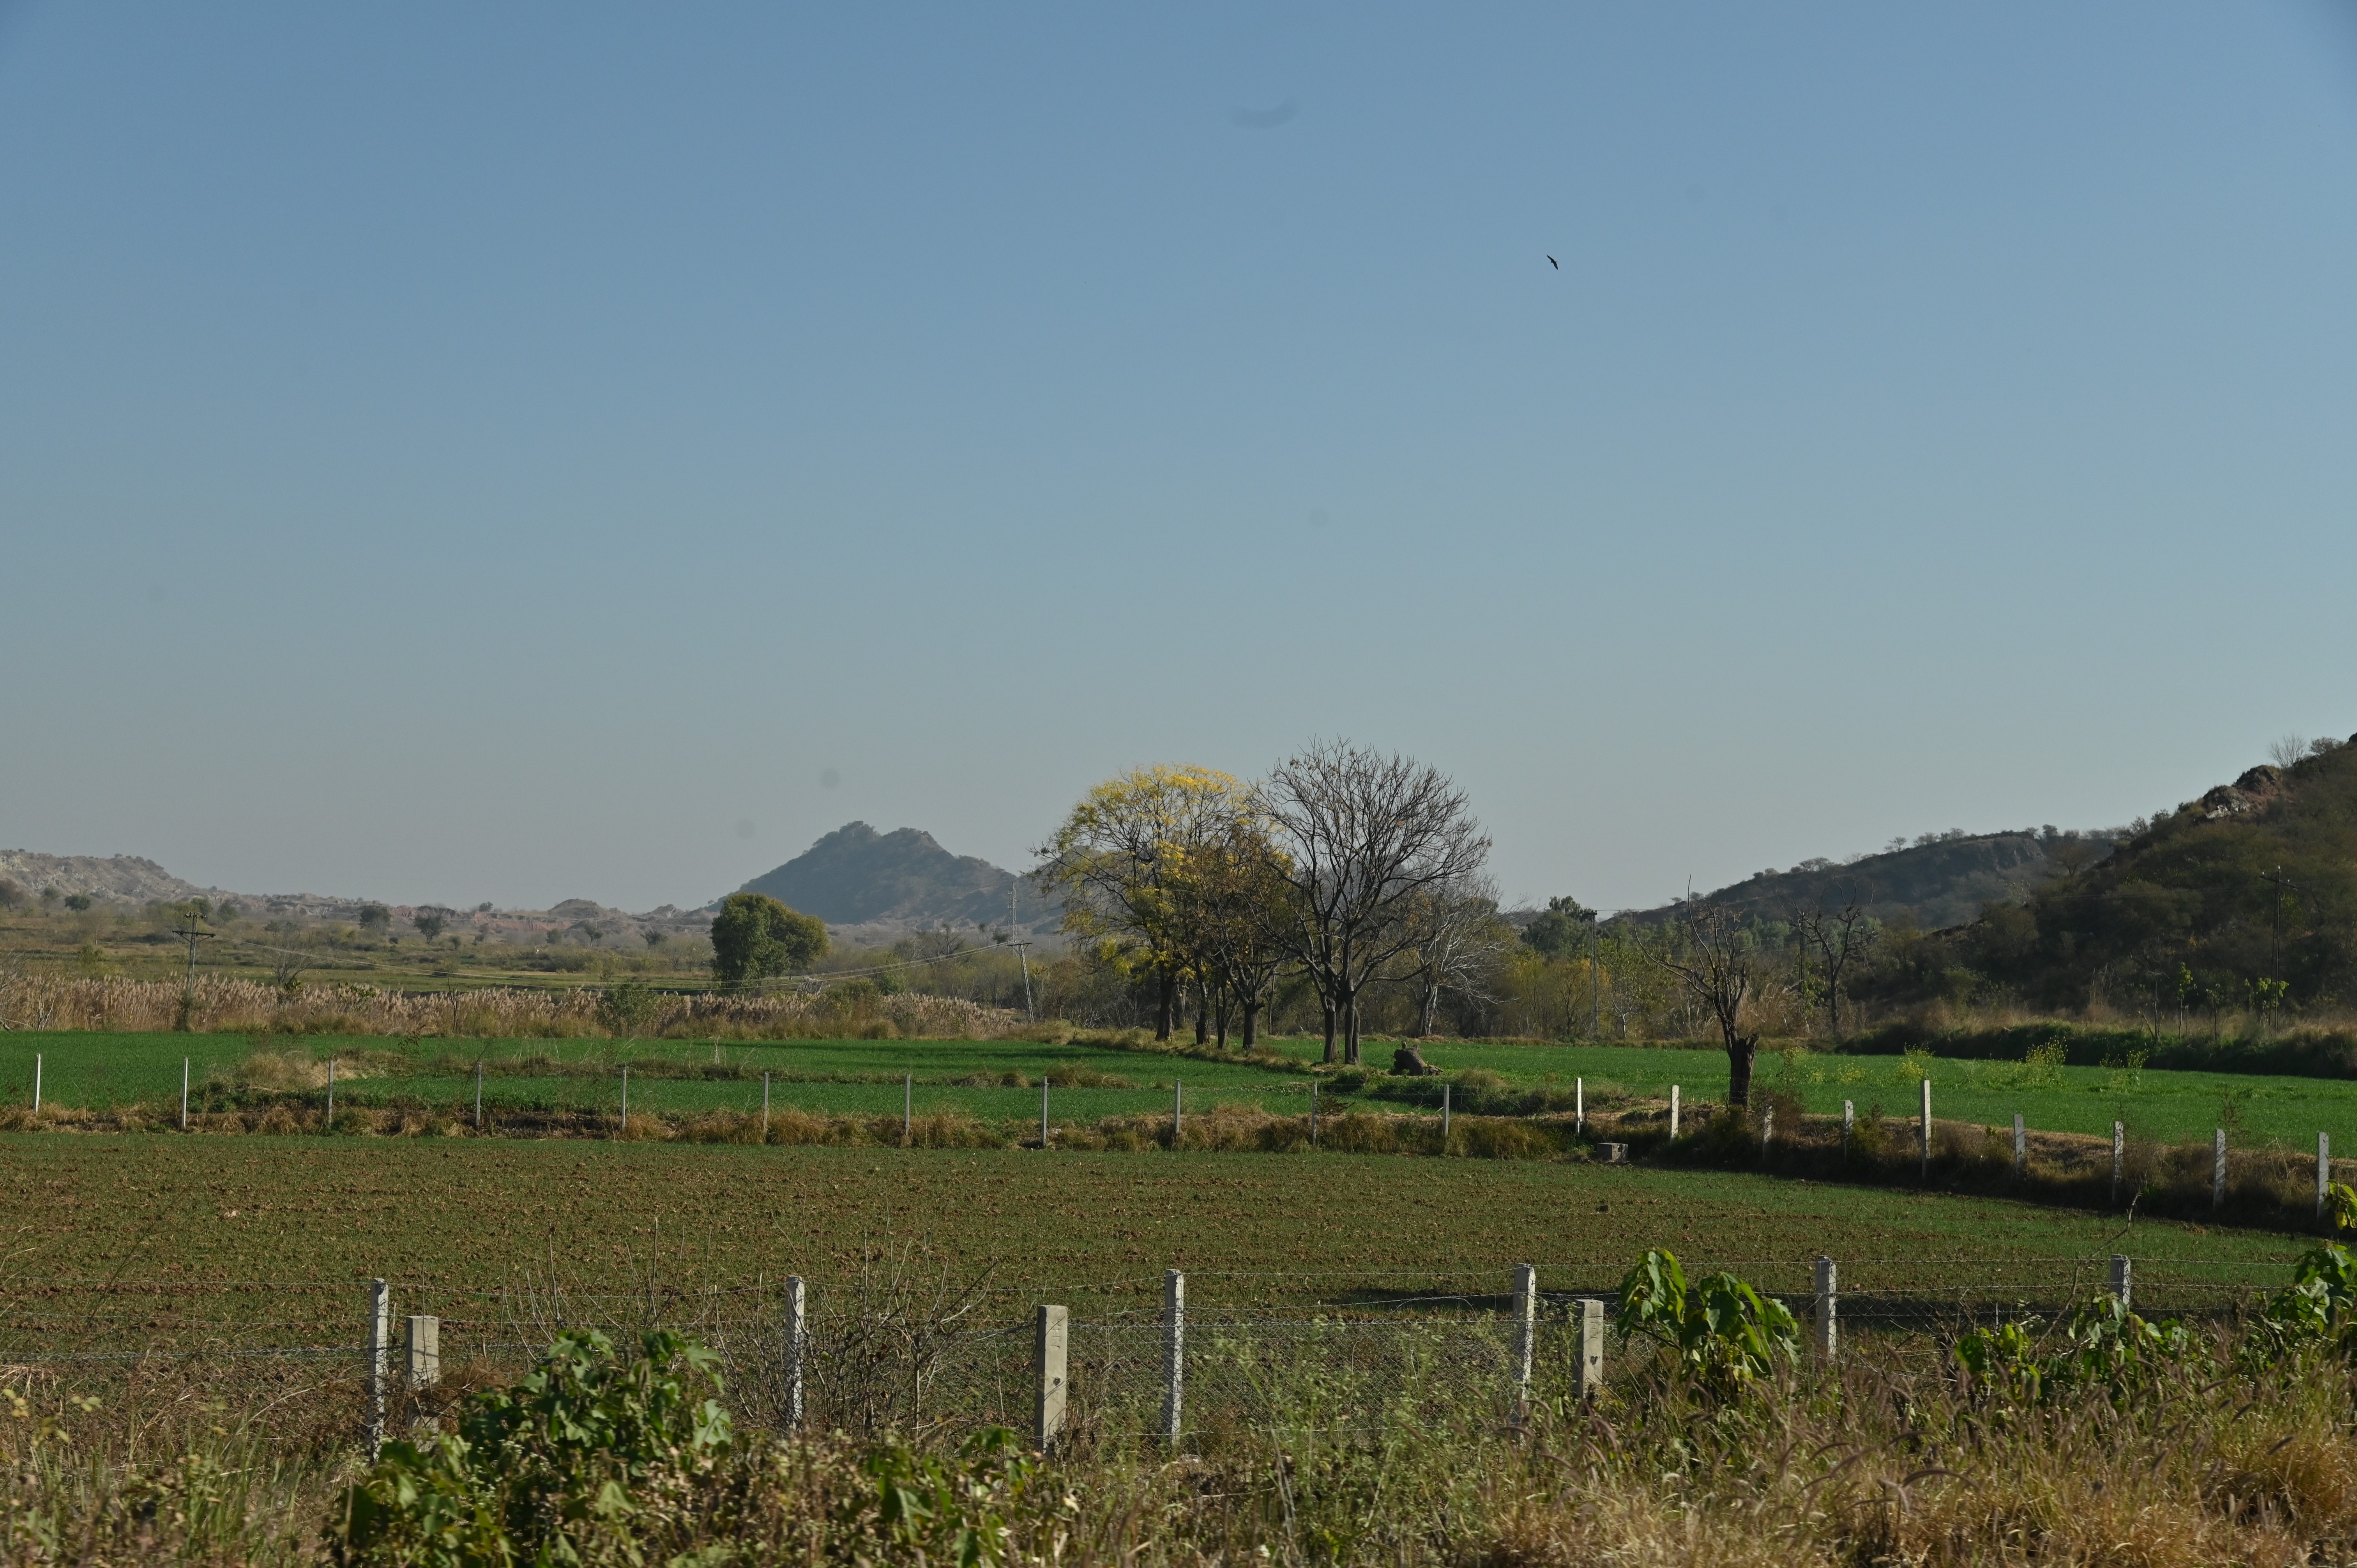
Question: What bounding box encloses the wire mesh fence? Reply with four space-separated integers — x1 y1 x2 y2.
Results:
0 1252 2314 1450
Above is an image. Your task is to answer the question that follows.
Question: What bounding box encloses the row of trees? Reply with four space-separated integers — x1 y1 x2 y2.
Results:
1035 741 1497 1065
1030 742 1893 1097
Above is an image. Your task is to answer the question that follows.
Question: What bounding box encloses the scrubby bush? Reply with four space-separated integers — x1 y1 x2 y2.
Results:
332 1329 733 1566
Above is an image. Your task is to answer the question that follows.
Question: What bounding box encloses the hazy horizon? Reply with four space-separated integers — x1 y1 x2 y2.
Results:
6 4 2355 914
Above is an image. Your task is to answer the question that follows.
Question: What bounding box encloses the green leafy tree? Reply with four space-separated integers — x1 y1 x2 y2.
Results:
1519 895 1594 958
709 892 828 988
412 909 447 943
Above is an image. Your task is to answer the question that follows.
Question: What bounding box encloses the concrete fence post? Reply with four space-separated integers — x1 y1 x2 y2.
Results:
1813 1255 1837 1361
782 1276 806 1429
1842 1100 1853 1159
180 1058 190 1132
474 1060 484 1131
1173 1079 1182 1148
1760 1105 1774 1159
1035 1305 1069 1452
1040 1079 1050 1148
405 1315 440 1390
364 1279 390 1458
1918 1078 1931 1180
2320 1133 2333 1222
1442 1083 1452 1145
2111 1122 2125 1206
1670 1085 1680 1141
2110 1254 2132 1311
1511 1264 1537 1421
1573 1298 1605 1401
1161 1269 1184 1444
1575 1077 1584 1137
2213 1128 2228 1210
2013 1114 2025 1176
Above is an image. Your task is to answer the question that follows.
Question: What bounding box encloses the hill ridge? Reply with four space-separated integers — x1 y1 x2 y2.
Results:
736 821 1042 929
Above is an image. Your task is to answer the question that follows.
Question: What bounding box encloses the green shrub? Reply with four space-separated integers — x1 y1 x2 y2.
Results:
594 980 659 1036
329 1328 732 1566
850 1427 1040 1568
1956 1294 2205 1406
1613 1248 1797 1398
2244 1242 2357 1369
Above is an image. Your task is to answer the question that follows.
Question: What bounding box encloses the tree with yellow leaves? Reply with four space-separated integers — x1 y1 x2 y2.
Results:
1034 764 1250 1040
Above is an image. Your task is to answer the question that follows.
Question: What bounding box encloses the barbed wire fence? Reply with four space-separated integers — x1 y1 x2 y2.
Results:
0 1252 2306 1457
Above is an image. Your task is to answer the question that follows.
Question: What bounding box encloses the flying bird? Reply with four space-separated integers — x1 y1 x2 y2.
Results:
1547 256 1558 268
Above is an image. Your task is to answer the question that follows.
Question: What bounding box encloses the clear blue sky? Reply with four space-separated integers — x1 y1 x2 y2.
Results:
5 3 2356 914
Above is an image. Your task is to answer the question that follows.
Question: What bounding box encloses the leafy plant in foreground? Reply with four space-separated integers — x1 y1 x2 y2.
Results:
1613 1248 1797 1398
1957 1294 2205 1406
850 1426 1042 1568
329 1328 733 1566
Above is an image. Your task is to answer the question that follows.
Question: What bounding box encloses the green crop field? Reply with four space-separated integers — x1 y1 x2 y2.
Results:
0 1136 2311 1328
0 1032 1308 1123
1276 1038 2357 1149
4 1031 2356 1148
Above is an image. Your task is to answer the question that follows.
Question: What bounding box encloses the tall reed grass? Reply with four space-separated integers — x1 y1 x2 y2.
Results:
0 973 1020 1040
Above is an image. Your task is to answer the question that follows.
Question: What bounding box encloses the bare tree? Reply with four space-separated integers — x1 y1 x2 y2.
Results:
1399 873 1512 1037
1256 741 1492 1065
269 938 309 997
1656 902 1764 1109
2269 734 2310 770
1786 881 1876 1037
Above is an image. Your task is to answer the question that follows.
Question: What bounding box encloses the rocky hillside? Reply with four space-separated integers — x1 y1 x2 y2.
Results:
1653 828 2112 932
735 822 1049 931
0 851 215 908
0 851 709 943
1877 736 2357 1012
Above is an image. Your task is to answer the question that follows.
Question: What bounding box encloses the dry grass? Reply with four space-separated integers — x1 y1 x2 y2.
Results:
0 973 1023 1040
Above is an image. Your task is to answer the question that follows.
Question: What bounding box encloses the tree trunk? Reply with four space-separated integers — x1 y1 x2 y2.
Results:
1195 986 1210 1047
1320 998 1336 1064
1214 992 1230 1049
1342 993 1361 1066
1726 1033 1760 1111
1155 974 1176 1041
1418 980 1439 1037
1241 999 1261 1049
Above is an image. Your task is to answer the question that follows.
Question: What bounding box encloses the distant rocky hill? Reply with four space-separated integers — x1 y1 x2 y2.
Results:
0 849 708 944
736 822 1048 932
1857 736 2357 1011
0 851 215 908
1624 828 2115 932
